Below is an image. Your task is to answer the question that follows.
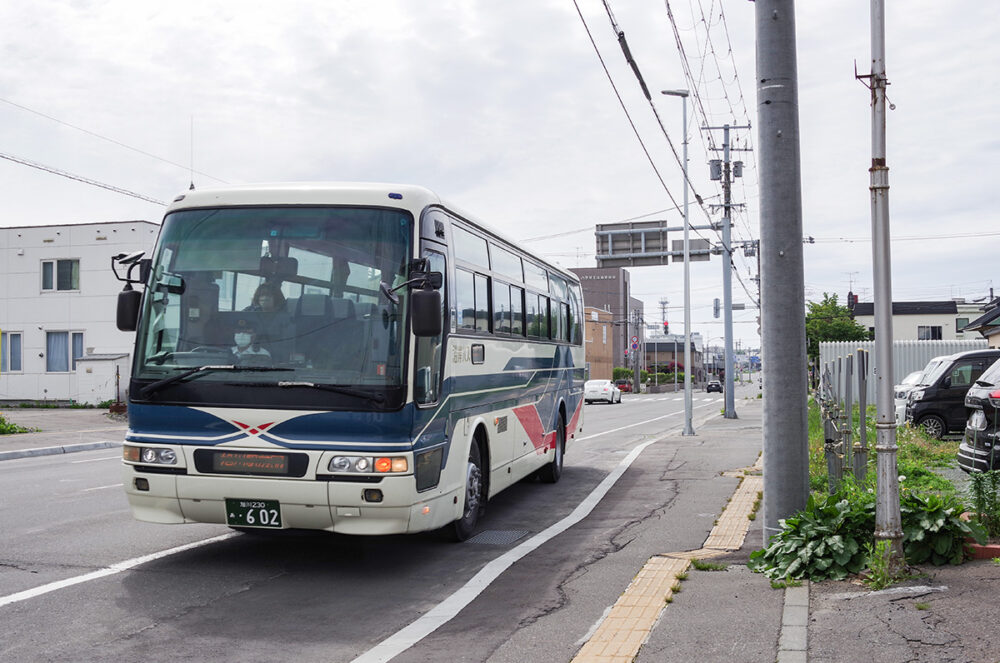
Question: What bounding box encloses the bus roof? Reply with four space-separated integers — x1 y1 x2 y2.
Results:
166 182 579 284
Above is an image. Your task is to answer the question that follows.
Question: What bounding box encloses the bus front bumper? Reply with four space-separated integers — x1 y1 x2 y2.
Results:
122 465 462 535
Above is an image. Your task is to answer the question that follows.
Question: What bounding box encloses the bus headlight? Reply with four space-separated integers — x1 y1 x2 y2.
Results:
124 445 177 465
328 455 409 474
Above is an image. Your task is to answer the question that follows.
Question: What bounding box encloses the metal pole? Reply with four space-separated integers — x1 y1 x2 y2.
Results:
855 348 869 481
757 0 809 542
681 94 695 435
722 125 737 418
869 0 903 565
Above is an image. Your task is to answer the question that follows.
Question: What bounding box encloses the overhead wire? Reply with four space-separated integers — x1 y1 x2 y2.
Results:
0 96 229 184
0 151 167 206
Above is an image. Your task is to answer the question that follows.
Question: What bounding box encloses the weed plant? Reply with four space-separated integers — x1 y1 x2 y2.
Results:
967 470 1000 539
0 414 34 434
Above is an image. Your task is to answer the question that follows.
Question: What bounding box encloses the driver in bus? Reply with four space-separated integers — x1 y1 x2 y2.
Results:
245 282 292 361
231 320 271 363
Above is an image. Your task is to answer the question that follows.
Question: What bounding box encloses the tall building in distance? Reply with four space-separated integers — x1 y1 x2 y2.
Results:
571 267 643 371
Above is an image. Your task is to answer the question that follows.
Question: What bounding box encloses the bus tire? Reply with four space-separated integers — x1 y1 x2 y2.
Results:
537 413 565 484
449 441 485 542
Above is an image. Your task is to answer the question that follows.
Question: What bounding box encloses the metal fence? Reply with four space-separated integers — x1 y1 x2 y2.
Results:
817 348 871 490
819 339 987 404
815 339 987 493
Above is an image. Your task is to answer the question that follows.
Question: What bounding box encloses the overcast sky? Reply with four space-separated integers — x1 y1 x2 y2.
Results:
2 1 997 350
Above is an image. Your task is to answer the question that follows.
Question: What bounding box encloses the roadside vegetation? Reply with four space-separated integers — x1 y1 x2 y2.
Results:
750 397 988 584
0 413 35 435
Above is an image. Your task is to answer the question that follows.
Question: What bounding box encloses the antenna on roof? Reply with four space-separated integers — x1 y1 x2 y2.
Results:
189 115 195 191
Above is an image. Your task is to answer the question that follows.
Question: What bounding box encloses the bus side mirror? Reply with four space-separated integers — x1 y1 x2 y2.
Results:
411 288 442 337
117 286 142 331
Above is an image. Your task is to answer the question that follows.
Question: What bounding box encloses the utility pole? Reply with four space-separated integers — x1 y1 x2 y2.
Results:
756 0 810 543
864 0 903 567
703 123 750 419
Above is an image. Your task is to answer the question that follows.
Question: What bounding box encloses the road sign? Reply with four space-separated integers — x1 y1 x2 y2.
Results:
631 335 638 344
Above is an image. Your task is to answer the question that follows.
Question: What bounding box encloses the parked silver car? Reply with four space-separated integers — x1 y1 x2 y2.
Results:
895 356 947 426
585 379 621 404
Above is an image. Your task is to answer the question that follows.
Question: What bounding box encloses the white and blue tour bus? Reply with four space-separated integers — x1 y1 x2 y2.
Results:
115 183 586 540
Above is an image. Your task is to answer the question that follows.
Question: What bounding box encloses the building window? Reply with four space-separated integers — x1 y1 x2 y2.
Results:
42 259 80 291
1 332 22 372
918 325 943 340
46 331 84 372
956 317 970 332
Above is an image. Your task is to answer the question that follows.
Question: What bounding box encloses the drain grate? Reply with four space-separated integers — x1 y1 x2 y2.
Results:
466 529 530 546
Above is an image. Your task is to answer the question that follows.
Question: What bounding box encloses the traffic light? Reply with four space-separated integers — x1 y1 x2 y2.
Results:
663 321 669 335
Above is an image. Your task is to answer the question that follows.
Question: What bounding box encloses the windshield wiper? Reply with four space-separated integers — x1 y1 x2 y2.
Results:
140 365 292 398
277 381 386 404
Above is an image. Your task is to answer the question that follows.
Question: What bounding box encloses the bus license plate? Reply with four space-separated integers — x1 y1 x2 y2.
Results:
225 498 282 528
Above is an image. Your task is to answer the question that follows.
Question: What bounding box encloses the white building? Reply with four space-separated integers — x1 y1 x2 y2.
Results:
0 221 159 403
852 300 984 341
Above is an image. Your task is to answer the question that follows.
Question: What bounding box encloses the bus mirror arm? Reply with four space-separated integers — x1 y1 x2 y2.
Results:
380 271 444 306
112 252 151 286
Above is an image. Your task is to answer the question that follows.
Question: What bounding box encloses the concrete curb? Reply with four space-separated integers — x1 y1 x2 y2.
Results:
0 440 122 462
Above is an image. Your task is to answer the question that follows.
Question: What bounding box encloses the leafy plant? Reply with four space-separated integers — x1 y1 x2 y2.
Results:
0 414 34 434
748 485 873 581
750 482 986 581
967 470 1000 539
902 492 986 565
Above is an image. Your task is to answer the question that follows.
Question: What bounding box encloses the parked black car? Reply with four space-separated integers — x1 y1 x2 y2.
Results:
905 348 1000 439
958 357 1000 472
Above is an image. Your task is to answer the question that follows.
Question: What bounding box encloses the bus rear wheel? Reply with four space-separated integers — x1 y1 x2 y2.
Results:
536 414 565 484
450 441 484 541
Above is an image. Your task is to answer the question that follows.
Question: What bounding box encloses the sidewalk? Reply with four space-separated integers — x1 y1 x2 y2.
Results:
573 395 1000 663
0 408 125 461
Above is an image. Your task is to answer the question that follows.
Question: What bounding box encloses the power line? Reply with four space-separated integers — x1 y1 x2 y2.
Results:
570 0 685 216
0 151 167 206
0 96 229 184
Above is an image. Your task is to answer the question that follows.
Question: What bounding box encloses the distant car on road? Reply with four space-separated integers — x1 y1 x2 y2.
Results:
706 380 723 393
585 379 621 404
614 379 632 393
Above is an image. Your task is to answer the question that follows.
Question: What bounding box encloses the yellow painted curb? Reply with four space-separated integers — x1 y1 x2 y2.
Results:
571 461 762 663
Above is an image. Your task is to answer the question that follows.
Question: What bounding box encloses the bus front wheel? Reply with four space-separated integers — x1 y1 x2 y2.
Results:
450 441 484 541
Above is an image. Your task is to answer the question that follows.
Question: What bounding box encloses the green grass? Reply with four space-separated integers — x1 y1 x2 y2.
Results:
808 398 958 497
691 559 727 571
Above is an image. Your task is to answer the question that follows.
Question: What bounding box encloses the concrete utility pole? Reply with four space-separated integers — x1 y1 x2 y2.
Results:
703 124 750 419
866 0 903 565
756 0 810 543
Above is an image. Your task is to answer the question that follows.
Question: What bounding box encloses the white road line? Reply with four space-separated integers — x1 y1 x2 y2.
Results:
0 533 237 609
352 435 664 663
353 399 720 663
71 456 121 464
81 484 120 492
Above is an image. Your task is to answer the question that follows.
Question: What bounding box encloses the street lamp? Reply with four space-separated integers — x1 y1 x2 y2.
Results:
661 88 695 436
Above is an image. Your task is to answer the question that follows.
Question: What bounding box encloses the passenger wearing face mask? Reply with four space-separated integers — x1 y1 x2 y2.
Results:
231 321 271 363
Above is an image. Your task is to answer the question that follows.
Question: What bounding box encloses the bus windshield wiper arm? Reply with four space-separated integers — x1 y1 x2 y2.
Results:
140 365 291 398
277 381 385 404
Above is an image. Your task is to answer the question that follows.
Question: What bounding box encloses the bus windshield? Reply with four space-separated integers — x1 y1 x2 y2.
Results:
133 206 413 407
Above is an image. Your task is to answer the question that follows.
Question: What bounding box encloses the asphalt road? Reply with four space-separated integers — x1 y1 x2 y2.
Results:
0 387 758 663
